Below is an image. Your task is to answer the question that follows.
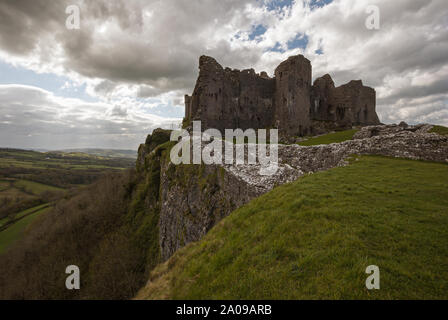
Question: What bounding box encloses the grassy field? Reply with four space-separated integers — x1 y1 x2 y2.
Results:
138 156 448 300
298 129 358 146
0 185 30 198
60 148 137 159
0 203 50 230
0 180 9 191
13 203 50 220
13 179 63 195
0 148 136 254
0 148 135 171
0 205 50 253
430 125 448 136
0 148 135 194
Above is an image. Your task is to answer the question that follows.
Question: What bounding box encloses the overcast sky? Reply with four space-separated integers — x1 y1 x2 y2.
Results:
0 0 447 150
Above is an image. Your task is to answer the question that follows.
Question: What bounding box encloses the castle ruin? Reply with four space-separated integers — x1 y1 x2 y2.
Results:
184 54 380 137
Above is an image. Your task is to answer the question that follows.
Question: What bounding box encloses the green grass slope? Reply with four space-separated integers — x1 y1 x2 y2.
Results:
0 205 50 253
430 125 448 136
13 179 63 195
298 129 358 146
137 156 448 300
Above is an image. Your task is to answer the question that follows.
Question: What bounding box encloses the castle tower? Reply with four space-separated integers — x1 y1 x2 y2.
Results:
274 55 312 136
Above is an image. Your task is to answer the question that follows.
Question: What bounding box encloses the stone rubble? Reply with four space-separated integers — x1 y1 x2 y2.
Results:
222 124 448 195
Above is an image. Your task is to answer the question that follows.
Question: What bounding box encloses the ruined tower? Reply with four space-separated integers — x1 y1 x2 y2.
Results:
184 54 380 137
310 74 380 134
274 55 312 136
184 56 275 133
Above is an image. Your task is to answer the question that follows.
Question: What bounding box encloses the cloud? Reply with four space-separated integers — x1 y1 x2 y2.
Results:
0 84 180 149
0 0 259 95
0 0 447 150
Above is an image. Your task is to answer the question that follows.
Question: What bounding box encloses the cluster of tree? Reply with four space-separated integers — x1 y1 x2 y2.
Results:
0 166 123 189
0 169 159 299
0 197 43 220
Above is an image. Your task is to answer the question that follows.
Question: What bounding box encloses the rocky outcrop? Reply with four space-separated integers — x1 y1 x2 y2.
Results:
184 55 380 137
137 124 448 260
158 163 260 260
353 123 433 139
137 128 171 171
221 125 448 195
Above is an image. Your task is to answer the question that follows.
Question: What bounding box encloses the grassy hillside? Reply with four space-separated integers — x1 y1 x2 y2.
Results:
13 180 63 195
0 205 50 253
430 125 448 136
298 129 358 146
138 156 448 300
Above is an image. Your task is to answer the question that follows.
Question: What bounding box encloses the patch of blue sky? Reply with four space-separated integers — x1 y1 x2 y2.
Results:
287 33 309 50
268 42 286 53
0 59 98 102
262 0 294 12
249 24 267 41
309 0 333 10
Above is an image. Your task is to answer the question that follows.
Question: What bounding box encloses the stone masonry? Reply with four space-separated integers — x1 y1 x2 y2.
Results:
184 54 380 137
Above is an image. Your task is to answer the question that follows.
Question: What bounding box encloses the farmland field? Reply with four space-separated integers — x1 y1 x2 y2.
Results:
0 205 51 253
0 148 135 254
13 180 64 195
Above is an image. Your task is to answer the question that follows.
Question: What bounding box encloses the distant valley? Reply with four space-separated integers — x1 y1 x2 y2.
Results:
0 148 135 253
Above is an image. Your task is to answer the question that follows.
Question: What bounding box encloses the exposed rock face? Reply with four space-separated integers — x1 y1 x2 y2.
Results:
137 128 171 171
221 125 448 196
158 163 260 261
184 55 380 137
353 123 433 139
138 124 448 260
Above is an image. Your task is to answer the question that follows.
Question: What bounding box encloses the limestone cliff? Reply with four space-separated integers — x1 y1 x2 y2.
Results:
135 124 448 262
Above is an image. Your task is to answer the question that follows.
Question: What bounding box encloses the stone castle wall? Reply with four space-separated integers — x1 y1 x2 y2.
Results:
274 55 312 136
185 54 380 136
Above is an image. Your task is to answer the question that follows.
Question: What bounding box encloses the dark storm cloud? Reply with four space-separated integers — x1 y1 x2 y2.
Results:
0 0 68 54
